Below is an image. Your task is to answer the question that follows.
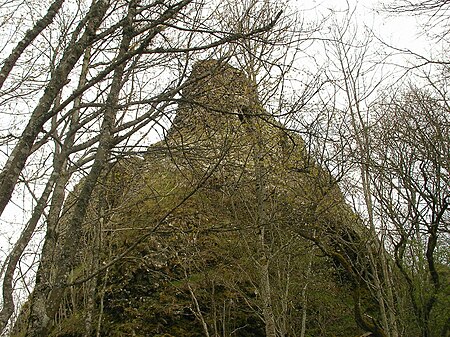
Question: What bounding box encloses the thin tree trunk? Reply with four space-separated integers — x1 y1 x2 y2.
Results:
253 119 277 337
95 267 108 337
0 44 93 331
260 258 277 337
340 53 398 336
0 0 108 218
0 0 66 90
83 209 102 337
187 277 210 337
25 2 133 334
279 256 291 337
300 241 314 337
0 175 54 332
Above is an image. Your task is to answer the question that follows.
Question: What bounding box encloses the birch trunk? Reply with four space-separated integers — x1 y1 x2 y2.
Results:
25 2 133 334
0 0 109 218
253 118 277 337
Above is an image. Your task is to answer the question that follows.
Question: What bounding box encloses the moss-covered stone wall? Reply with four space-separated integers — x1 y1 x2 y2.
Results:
15 60 372 337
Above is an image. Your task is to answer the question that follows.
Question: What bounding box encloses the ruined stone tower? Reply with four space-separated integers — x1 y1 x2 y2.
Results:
13 60 371 337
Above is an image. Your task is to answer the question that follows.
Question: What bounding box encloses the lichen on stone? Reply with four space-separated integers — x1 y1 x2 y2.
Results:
15 60 369 337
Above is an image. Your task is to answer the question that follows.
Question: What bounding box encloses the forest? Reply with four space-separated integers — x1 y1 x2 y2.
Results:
0 0 448 336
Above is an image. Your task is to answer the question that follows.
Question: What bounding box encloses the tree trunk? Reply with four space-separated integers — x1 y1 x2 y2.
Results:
0 0 66 90
0 0 109 218
260 258 277 337
25 2 134 334
253 118 277 337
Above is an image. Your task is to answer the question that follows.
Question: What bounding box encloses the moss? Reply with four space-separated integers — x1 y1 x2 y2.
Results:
48 311 84 337
38 60 376 337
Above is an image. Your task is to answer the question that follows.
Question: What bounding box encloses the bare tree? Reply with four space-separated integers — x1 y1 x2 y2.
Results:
370 86 449 337
293 5 449 334
382 0 450 41
0 0 285 334
380 0 450 68
286 7 403 336
0 0 66 90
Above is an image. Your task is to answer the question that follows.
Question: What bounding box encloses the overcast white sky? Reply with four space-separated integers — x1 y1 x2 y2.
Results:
0 0 444 272
297 0 436 54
